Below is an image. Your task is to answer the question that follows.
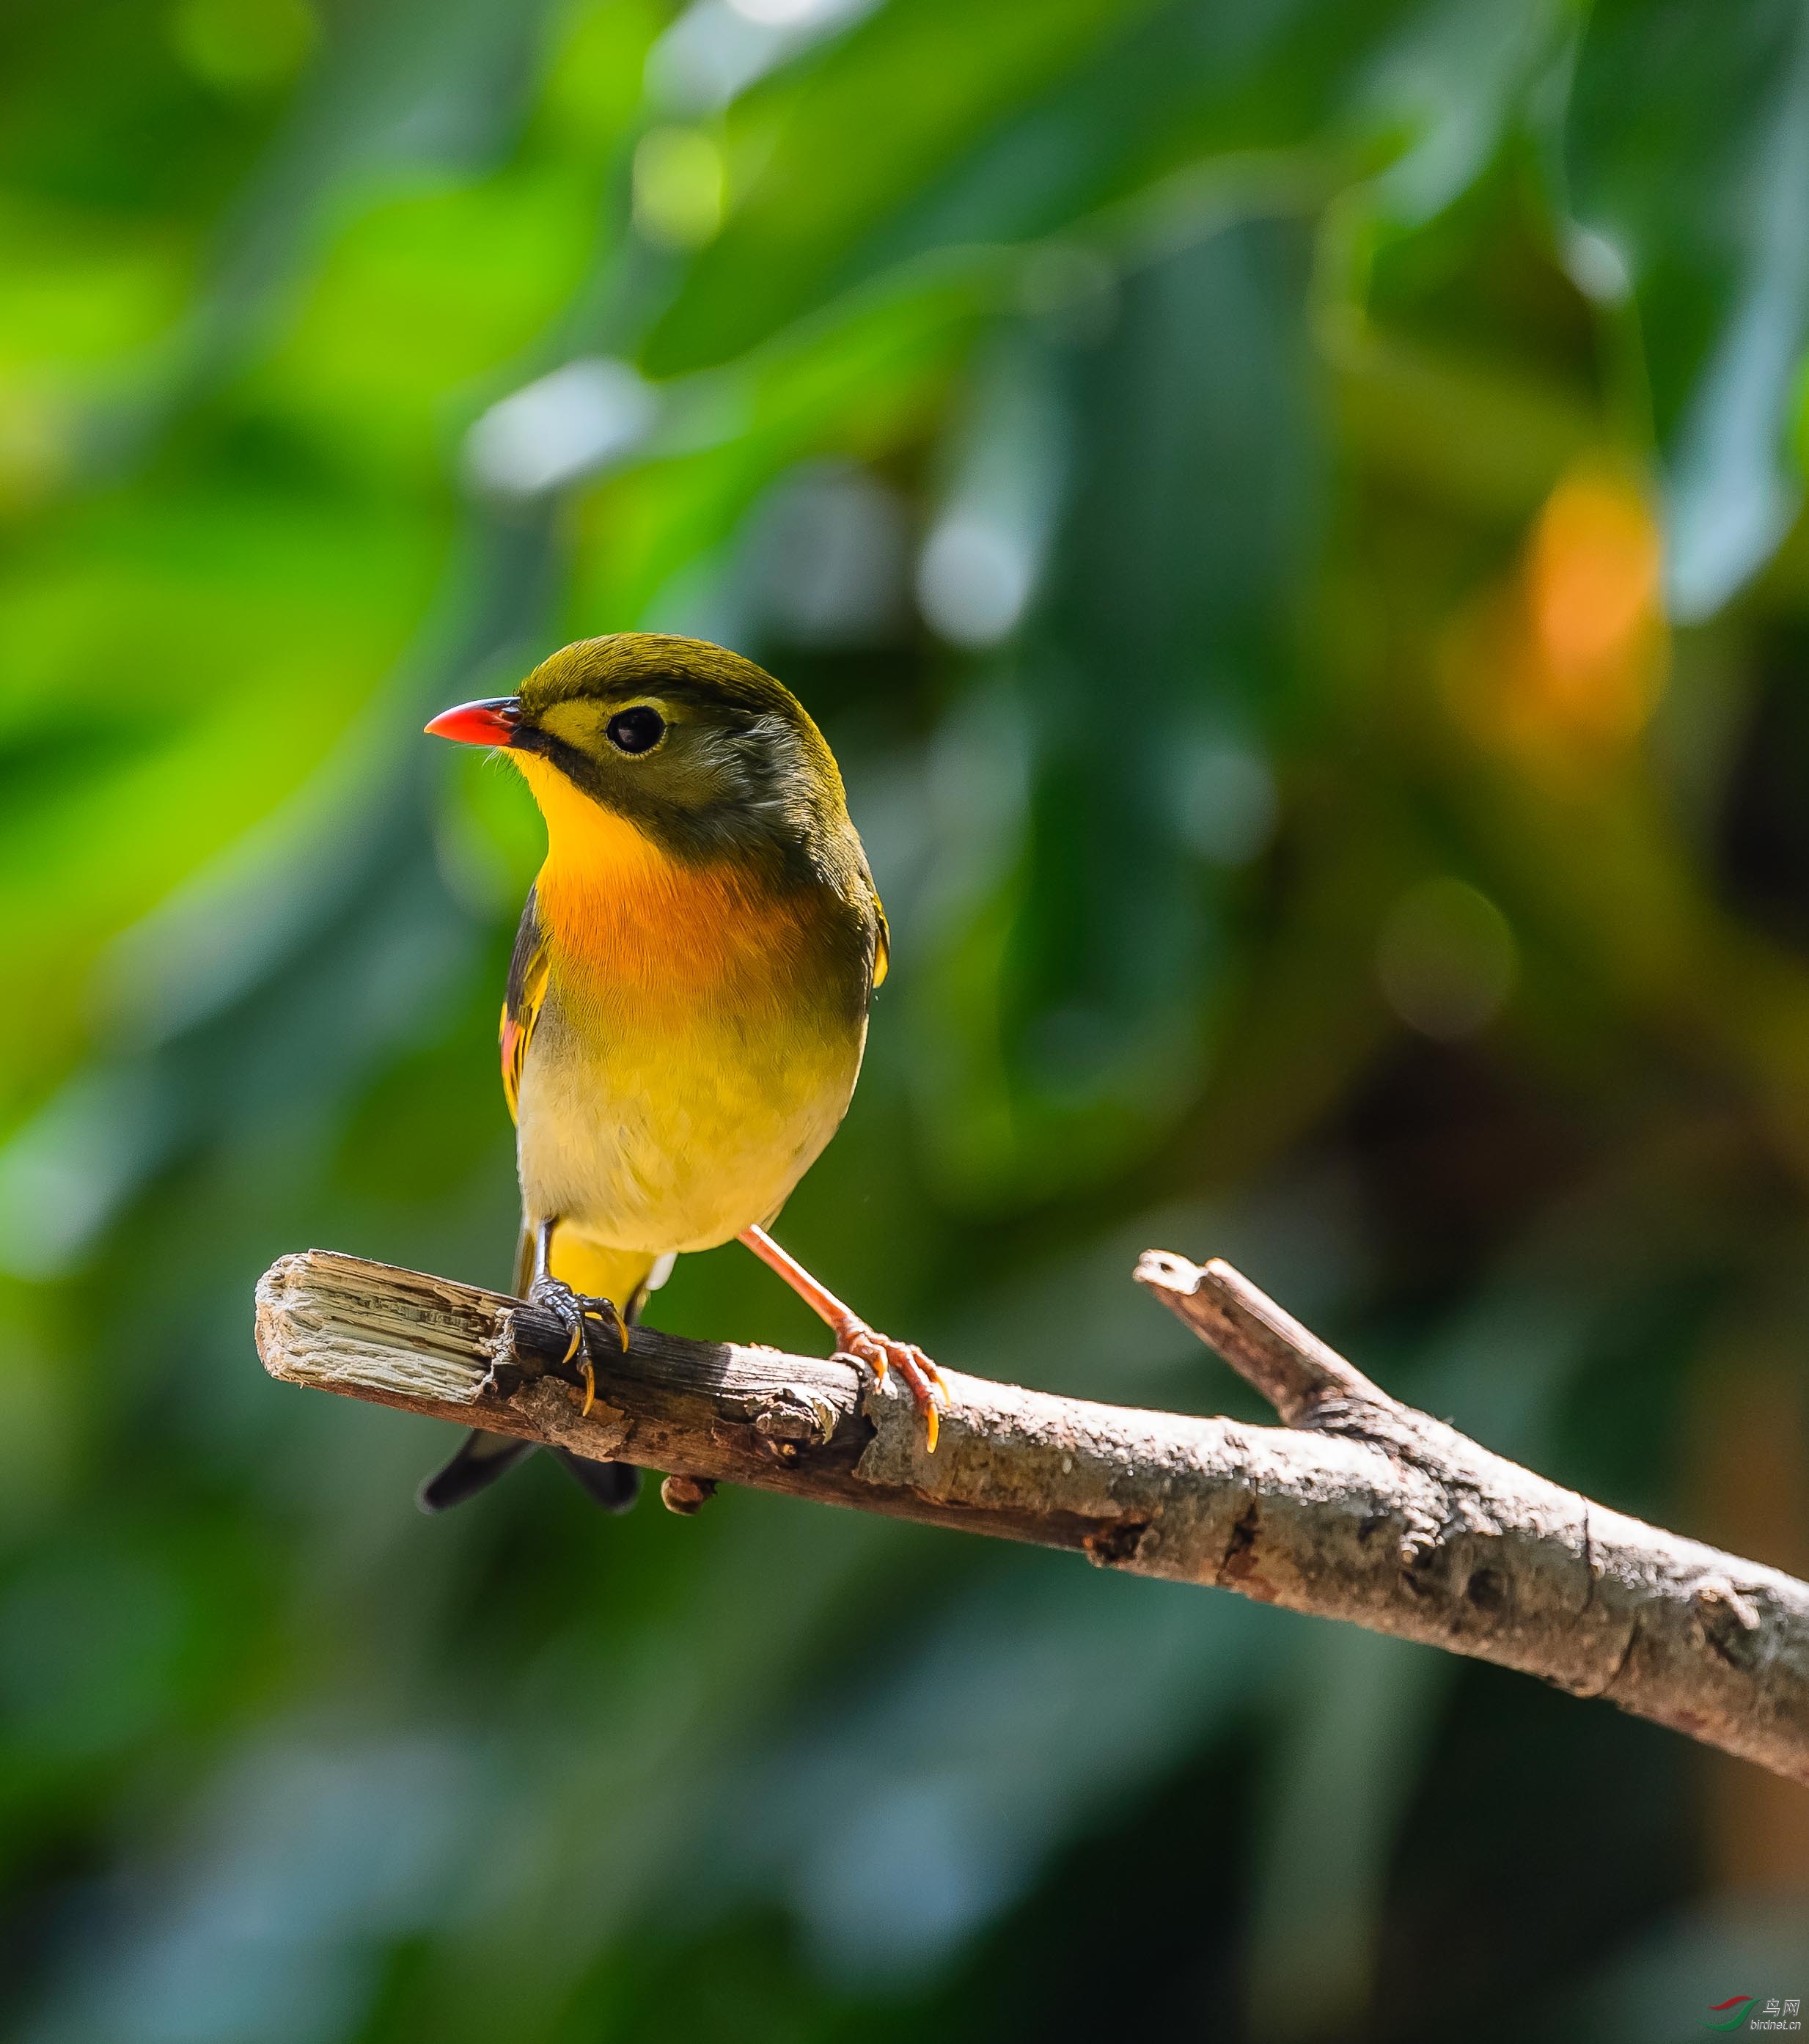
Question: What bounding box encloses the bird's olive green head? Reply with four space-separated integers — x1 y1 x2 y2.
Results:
428 634 854 870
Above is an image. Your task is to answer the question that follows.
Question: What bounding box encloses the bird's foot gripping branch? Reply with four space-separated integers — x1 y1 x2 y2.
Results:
471 1285 615 1405
254 1246 1809 1788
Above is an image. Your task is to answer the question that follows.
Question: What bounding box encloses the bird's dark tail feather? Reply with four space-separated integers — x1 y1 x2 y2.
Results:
416 1431 645 1514
550 1450 642 1512
417 1429 535 1512
417 1238 660 1515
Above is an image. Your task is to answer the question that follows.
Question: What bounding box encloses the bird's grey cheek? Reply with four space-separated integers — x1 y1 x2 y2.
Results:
688 742 756 806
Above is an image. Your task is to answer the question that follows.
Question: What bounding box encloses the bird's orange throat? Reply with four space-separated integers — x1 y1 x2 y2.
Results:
513 751 813 996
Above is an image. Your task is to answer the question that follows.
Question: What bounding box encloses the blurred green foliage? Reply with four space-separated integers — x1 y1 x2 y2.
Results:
4 0 1809 2037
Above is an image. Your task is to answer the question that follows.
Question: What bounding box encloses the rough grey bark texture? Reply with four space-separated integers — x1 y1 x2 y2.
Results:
254 1246 1809 1784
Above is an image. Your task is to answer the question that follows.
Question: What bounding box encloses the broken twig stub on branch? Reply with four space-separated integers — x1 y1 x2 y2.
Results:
254 1246 1809 1787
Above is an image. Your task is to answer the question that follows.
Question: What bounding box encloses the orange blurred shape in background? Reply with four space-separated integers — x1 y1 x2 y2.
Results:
1445 462 1667 756
1524 467 1664 729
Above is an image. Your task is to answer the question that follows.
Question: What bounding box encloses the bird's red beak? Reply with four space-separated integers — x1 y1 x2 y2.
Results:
424 696 521 746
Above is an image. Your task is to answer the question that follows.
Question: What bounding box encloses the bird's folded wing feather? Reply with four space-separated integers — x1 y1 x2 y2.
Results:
500 883 551 1125
865 863 889 989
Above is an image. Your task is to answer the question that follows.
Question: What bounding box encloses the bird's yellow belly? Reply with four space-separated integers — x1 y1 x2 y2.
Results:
515 984 863 1255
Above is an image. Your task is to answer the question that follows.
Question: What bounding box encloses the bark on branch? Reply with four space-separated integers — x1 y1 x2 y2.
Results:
253 1246 1809 1785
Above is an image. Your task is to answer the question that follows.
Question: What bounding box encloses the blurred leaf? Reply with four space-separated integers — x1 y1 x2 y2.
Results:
645 0 1170 373
1566 0 1809 619
912 215 1318 1201
0 479 444 1119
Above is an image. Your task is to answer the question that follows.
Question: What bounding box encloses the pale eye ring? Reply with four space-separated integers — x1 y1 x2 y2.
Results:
606 706 665 754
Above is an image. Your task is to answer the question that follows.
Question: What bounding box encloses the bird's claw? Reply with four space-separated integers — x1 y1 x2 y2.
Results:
834 1320 948 1454
526 1275 625 1413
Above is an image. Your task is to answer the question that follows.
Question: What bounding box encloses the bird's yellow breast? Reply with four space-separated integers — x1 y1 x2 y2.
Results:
511 753 869 1255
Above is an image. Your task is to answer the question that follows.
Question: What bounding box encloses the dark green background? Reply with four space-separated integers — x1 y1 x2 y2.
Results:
3 0 1808 2037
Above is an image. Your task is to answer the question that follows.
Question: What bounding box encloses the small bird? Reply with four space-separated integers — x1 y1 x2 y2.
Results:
417 633 946 1511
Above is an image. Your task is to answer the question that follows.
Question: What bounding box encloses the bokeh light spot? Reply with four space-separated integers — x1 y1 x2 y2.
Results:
167 0 317 92
917 512 1034 647
1376 878 1516 1041
463 357 658 499
1171 738 1276 867
634 125 727 249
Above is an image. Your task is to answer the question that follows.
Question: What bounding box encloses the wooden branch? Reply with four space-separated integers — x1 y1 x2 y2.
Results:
254 1246 1809 1786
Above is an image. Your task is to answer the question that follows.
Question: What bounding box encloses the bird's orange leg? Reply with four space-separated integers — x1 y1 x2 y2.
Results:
738 1225 948 1452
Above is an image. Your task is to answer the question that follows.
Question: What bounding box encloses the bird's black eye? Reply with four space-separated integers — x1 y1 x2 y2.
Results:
606 706 666 755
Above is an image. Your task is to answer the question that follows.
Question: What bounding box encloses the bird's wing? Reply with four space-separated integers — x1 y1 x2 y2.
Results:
871 892 889 989
500 883 551 1126
436 889 656 1519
